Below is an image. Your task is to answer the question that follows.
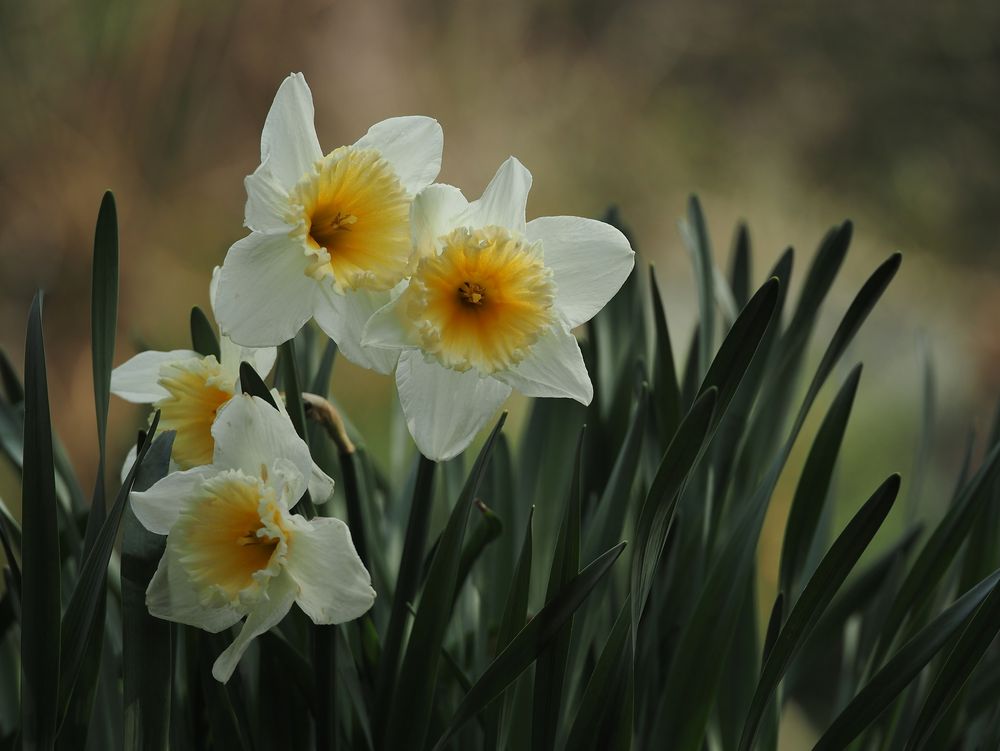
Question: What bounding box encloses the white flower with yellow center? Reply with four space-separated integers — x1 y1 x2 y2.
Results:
213 72 443 374
362 157 635 460
132 394 374 683
111 270 278 477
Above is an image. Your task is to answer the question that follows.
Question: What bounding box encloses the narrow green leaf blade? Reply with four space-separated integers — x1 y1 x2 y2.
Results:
189 306 220 360
779 364 863 598
20 292 62 750
122 432 175 751
814 569 1000 750
431 541 627 751
384 414 507 751
905 578 1000 750
532 428 584 751
739 474 900 751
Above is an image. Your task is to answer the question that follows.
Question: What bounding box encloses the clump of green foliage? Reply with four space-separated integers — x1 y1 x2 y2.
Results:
1 193 998 750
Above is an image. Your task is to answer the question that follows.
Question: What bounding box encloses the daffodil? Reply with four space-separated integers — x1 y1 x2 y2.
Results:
362 157 635 460
131 393 374 683
111 269 277 478
214 72 443 374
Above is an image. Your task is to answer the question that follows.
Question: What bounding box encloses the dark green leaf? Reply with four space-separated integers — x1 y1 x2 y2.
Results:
532 428 584 751
871 441 1000 668
384 415 507 751
0 348 23 405
58 412 160 727
728 222 751 309
779 364 863 598
374 455 437 738
814 569 1000 750
739 474 900 751
238 362 277 408
430 541 627 751
649 266 681 442
122 432 175 751
20 292 62 750
309 338 338 397
189 306 220 360
905 578 1000 750
683 195 715 377
630 387 717 627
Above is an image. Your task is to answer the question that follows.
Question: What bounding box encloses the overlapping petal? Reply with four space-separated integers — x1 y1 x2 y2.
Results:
395 351 511 461
313 287 402 375
527 215 635 328
467 157 532 232
284 516 375 623
258 73 322 192
353 115 443 195
215 232 319 348
494 325 593 404
110 349 200 403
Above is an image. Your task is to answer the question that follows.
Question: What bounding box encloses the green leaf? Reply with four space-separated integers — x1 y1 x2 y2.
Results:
57 412 159 729
238 362 277 408
871 441 1000 668
564 598 632 751
738 474 900 751
649 266 681 442
0 347 23 405
90 190 118 465
532 428 584 751
309 338 338 397
682 195 715 377
59 191 121 746
904 577 1000 750
728 222 751 309
814 569 1000 750
779 364 863 599
486 508 534 751
383 415 507 750
583 385 647 562
122 432 175 751
430 541 627 751
20 292 62 751
374 455 437 739
697 276 780 431
189 306 220 360
630 387 717 627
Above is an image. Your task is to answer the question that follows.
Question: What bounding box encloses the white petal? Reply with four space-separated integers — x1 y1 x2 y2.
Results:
468 157 532 233
411 183 468 258
131 466 216 535
146 538 243 633
119 444 139 487
361 293 420 352
308 462 336 505
313 287 400 375
353 116 443 195
395 352 511 461
494 326 593 404
111 349 200 403
212 395 312 485
258 73 322 192
212 571 297 683
244 161 293 233
217 334 278 388
215 232 319 348
285 516 375 624
527 216 635 328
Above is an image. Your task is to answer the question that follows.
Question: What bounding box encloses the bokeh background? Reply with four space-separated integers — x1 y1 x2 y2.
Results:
1 0 998 744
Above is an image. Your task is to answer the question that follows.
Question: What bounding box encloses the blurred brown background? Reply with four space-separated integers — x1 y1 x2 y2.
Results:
1 0 999 738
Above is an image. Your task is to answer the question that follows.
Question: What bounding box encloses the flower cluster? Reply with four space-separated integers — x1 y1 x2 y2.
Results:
112 72 634 681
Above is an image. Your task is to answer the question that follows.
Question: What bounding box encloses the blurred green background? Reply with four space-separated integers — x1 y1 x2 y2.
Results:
1 0 998 742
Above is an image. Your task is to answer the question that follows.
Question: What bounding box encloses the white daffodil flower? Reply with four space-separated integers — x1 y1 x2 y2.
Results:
214 72 443 374
132 394 374 683
362 157 635 460
111 269 278 478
